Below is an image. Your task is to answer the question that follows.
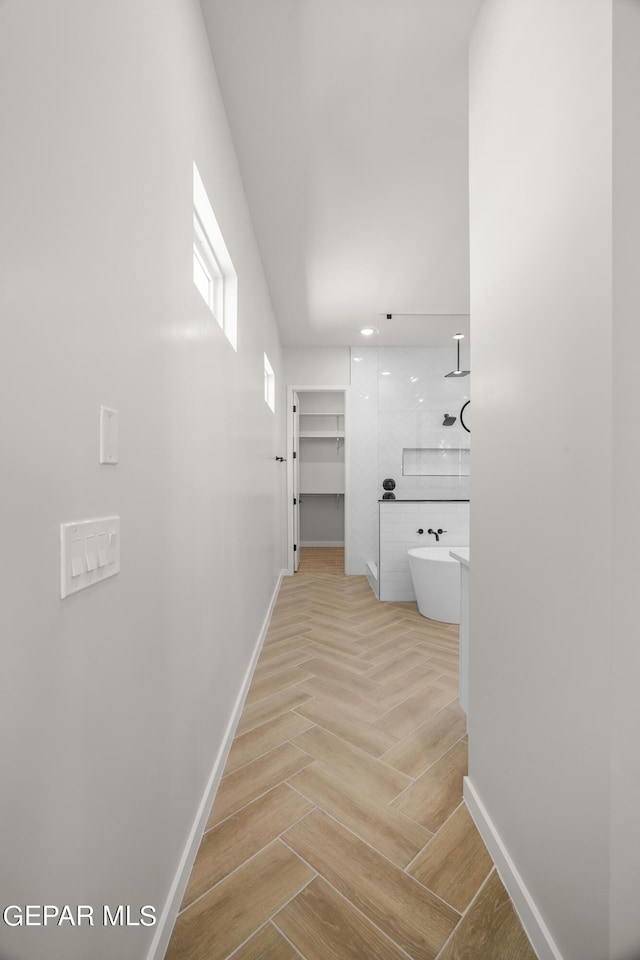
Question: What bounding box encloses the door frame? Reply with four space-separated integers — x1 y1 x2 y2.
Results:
286 384 350 576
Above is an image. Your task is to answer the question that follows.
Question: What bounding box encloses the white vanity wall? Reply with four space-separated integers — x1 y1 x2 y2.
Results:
379 500 470 601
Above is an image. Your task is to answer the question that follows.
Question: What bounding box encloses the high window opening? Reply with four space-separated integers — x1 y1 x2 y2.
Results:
264 353 275 412
193 161 238 351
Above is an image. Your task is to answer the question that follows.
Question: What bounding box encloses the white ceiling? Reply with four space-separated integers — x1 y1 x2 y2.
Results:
200 0 480 348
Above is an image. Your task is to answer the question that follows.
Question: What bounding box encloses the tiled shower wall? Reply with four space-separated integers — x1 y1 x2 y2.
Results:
347 346 470 577
379 500 470 601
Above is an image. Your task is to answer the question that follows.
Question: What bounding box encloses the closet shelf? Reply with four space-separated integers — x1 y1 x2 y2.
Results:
300 489 345 495
300 430 345 438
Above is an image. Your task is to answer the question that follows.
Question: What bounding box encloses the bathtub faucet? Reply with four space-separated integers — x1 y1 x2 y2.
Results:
427 528 447 542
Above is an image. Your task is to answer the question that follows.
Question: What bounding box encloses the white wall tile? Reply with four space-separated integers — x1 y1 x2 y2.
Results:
348 346 470 577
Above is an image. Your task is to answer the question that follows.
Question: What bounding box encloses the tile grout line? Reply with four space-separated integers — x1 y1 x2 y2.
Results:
282 802 462 922
277 836 418 960
433 867 499 960
289 710 422 787
402 799 468 875
203 751 316 833
377 708 467 780
373 685 458 729
386 737 468 808
289 708 402 764
177 803 320 919
221 720 316 778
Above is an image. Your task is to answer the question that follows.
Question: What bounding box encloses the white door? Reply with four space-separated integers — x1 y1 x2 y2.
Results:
292 391 300 572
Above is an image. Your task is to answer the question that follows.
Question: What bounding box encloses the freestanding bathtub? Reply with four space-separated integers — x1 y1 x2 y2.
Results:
407 547 463 623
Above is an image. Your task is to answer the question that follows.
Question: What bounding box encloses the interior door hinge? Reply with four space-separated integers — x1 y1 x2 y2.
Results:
293 451 297 459
294 544 297 552
293 497 297 505
293 404 297 412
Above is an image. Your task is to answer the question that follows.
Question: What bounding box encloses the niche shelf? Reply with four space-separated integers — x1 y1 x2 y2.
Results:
402 447 470 477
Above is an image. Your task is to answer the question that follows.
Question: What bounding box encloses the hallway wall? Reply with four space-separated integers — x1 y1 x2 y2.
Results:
0 2 286 958
610 2 640 955
468 2 639 959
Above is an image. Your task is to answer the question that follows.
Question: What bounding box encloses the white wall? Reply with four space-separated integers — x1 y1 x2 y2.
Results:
468 2 612 959
0 2 285 959
610 3 640 957
283 346 350 386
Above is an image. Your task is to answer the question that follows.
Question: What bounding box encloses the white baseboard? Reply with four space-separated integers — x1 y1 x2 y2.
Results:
464 777 564 960
145 568 286 960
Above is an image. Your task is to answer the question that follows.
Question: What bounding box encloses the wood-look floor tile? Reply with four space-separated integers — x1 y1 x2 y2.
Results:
289 762 432 867
264 623 312 646
297 675 383 723
301 625 373 656
294 698 399 757
283 810 459 960
375 684 456 740
431 674 459 697
307 611 370 638
392 741 468 832
166 841 314 960
225 712 314 775
267 609 312 628
373 663 443 712
423 656 459 678
365 648 431 684
229 922 298 960
437 870 537 960
355 605 407 628
353 623 414 648
236 687 313 737
207 742 313 828
182 783 313 909
275 876 408 960
408 803 493 912
292 724 410 802
304 641 379 675
259 636 309 662
251 646 313 682
413 641 460 664
405 624 459 643
302 657 381 697
244 665 315 707
381 707 467 778
360 633 422 664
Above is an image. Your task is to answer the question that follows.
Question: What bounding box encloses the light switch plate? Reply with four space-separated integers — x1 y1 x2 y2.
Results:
100 406 119 464
60 516 120 598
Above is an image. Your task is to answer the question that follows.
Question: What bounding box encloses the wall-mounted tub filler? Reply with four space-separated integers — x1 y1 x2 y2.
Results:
408 547 462 623
427 527 446 542
442 413 457 426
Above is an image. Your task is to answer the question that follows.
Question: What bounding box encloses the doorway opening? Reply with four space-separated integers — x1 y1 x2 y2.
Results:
287 386 349 575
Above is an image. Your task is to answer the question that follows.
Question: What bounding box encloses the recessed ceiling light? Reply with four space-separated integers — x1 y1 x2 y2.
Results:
353 357 362 362
381 371 391 376
360 328 376 336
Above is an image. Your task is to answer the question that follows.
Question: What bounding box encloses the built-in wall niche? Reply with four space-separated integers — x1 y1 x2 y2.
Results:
403 447 470 477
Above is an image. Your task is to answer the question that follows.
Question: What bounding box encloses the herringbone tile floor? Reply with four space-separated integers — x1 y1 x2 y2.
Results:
166 548 536 960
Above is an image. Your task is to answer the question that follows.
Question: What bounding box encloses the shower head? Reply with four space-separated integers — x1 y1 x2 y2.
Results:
442 414 457 426
445 334 470 378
